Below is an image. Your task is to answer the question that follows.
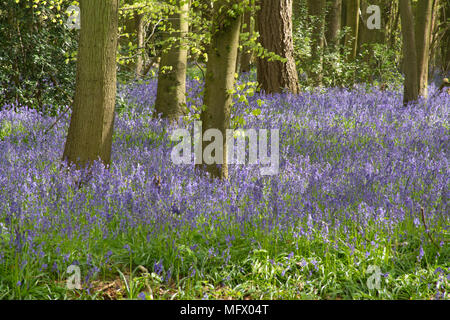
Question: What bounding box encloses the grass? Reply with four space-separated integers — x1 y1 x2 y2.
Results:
1 199 448 299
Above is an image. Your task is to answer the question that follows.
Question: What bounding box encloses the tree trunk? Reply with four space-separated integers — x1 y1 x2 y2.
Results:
200 0 242 180
428 0 440 73
63 0 119 168
388 2 400 49
344 0 360 61
307 0 326 86
399 0 419 105
135 13 145 79
415 0 433 97
240 10 253 73
154 0 189 121
257 0 299 94
442 1 450 73
325 0 342 48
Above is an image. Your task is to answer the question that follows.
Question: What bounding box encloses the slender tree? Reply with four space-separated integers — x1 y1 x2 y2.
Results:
307 0 326 86
63 0 119 168
154 0 189 121
399 0 419 105
257 0 299 94
428 0 440 70
415 0 433 97
200 0 242 179
344 0 360 61
325 0 342 48
135 13 145 78
442 1 450 73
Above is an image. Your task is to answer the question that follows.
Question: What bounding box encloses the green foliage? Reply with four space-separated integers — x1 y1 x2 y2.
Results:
0 0 78 112
356 43 403 89
293 4 403 89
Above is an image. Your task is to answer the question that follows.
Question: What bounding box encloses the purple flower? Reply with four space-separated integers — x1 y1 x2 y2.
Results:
418 246 425 261
138 292 146 300
153 260 164 276
0 77 448 299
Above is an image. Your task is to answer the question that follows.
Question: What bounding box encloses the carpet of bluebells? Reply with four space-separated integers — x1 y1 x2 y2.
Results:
0 77 449 299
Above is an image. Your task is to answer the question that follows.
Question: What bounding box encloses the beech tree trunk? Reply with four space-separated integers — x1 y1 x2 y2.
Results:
415 0 433 98
257 0 299 94
399 0 419 105
63 0 119 168
200 0 242 180
325 0 342 48
344 0 360 61
307 0 326 86
154 0 189 121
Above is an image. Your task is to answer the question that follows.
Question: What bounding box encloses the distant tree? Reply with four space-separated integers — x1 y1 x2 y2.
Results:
415 0 433 98
399 0 419 105
344 0 360 61
442 1 450 73
325 0 342 48
257 0 299 94
307 0 326 86
155 0 189 121
63 0 119 167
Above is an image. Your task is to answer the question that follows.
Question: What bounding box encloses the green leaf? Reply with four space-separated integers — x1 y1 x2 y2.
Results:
251 108 261 116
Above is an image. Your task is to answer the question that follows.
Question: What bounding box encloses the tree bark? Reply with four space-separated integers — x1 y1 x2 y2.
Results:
200 0 242 180
154 0 189 121
428 0 440 71
325 0 342 48
257 0 299 94
307 0 326 86
63 0 119 168
415 0 433 97
344 0 360 61
135 13 145 78
399 0 419 105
